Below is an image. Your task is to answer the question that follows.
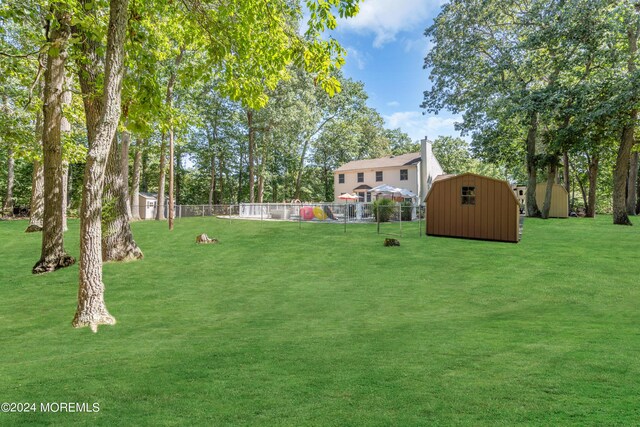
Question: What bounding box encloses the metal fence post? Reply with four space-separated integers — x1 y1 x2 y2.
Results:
344 203 347 233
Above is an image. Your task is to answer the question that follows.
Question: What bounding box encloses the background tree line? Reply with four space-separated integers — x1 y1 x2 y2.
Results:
423 0 640 223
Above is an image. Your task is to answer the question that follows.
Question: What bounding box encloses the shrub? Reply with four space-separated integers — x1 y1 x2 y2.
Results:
372 198 395 222
400 201 413 221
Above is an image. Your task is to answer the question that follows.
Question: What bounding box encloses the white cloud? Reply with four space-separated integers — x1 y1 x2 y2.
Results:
346 47 367 70
339 0 443 48
384 111 467 142
387 101 400 107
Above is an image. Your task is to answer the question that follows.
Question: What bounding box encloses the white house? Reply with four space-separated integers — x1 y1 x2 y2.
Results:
333 137 444 202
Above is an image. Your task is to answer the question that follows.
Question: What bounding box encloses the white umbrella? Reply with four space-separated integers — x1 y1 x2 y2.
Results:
398 188 417 198
370 184 401 195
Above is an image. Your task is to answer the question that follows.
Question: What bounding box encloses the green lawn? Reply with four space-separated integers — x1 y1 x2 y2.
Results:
0 216 639 426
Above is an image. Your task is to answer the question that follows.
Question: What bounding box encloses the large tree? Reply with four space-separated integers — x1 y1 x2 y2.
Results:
71 0 130 331
32 4 75 273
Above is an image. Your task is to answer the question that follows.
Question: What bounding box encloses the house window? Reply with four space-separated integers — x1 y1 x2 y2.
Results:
376 171 383 182
357 172 364 183
366 192 372 202
400 169 408 181
338 173 345 184
461 186 476 205
358 192 365 202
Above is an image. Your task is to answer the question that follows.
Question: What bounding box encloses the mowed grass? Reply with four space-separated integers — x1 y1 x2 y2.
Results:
0 216 639 426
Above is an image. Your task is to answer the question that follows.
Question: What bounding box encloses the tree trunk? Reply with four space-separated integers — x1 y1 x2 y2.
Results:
26 103 45 232
1 95 13 216
62 161 69 231
33 7 75 274
237 145 243 204
209 154 216 211
586 155 599 218
175 146 183 205
637 167 640 214
61 75 71 231
156 132 167 220
257 157 265 204
627 151 638 215
67 163 73 208
72 0 129 332
247 109 255 203
257 135 267 203
141 149 148 192
157 49 183 221
614 120 635 225
219 152 225 204
168 127 175 230
575 169 588 214
130 139 142 220
2 148 15 216
102 134 143 261
121 128 132 220
613 24 638 225
525 111 541 217
562 151 570 192
562 150 570 214
26 160 45 232
541 160 557 219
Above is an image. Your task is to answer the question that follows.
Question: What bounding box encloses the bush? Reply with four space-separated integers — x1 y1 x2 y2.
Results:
400 201 413 221
372 198 395 222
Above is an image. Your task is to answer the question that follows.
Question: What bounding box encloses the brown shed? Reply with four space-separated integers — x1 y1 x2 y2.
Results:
535 183 569 218
426 173 521 243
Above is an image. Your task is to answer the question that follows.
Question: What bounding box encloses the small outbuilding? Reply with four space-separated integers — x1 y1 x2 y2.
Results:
534 183 569 218
426 173 521 243
138 192 158 220
511 183 569 218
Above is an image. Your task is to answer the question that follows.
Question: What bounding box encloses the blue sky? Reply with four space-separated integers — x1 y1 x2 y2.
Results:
326 0 463 143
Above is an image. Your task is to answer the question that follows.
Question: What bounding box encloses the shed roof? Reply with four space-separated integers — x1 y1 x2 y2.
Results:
335 152 420 172
434 174 456 182
426 173 519 205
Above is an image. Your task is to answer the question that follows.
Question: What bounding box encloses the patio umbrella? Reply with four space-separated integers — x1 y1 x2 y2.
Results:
338 193 360 201
370 184 402 196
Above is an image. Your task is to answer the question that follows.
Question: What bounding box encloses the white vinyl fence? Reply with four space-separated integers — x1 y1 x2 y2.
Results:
174 202 423 223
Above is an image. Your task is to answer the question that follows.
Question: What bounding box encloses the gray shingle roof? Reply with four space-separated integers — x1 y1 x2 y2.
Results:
335 152 421 173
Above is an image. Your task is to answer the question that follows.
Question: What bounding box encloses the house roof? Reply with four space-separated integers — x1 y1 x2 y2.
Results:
335 152 421 172
353 184 373 190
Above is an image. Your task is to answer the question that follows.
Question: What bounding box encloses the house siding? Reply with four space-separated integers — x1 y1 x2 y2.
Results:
334 165 419 201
